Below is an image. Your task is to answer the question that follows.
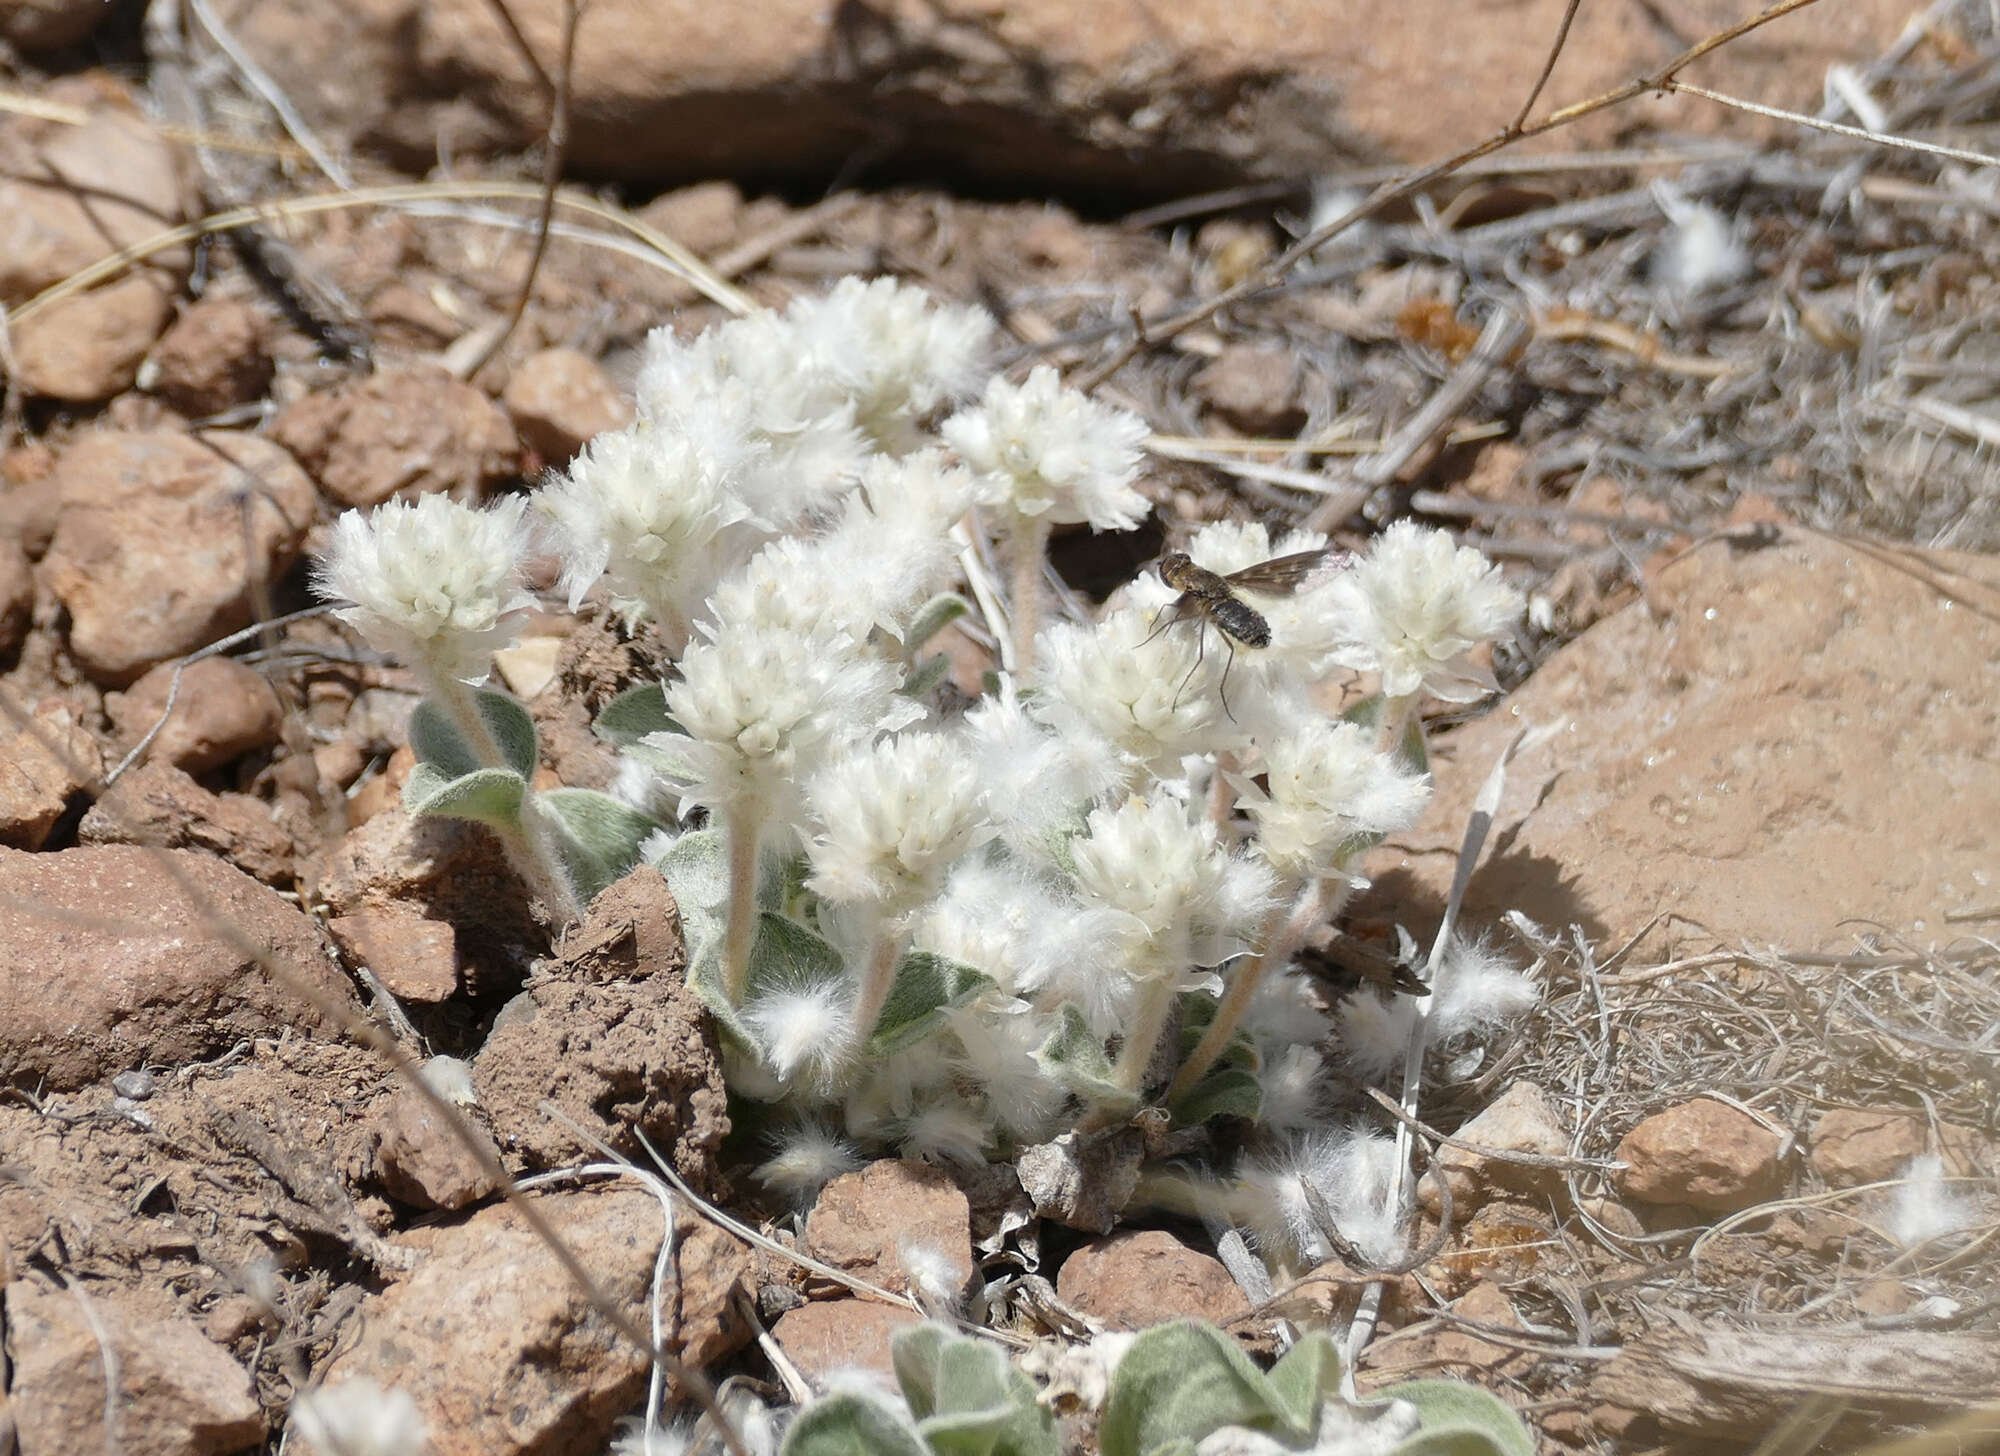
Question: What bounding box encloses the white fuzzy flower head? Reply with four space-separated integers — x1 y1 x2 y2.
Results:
785 277 995 452
1234 717 1431 881
1071 792 1268 975
637 315 868 527
805 732 988 909
941 365 1150 529
744 980 855 1091
314 494 532 682
537 418 754 637
962 689 1124 866
917 859 1133 1028
1329 522 1522 702
288 1377 430 1456
1035 601 1237 783
660 619 918 831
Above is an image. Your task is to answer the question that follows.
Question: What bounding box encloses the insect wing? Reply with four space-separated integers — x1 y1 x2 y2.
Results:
1223 546 1352 597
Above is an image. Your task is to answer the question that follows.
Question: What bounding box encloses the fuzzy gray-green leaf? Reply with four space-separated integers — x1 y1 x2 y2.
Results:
592 681 680 746
539 787 662 904
410 689 538 779
404 764 526 828
904 591 971 652
1378 1380 1533 1456
868 951 992 1053
1100 1320 1308 1456
778 1393 930 1456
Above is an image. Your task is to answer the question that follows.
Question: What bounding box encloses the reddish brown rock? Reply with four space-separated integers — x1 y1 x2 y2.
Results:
11 274 174 402
147 296 275 416
79 761 297 885
106 656 283 774
0 699 98 849
636 181 744 257
39 430 317 686
503 347 632 463
0 462 62 558
472 868 728 1187
1055 1228 1249 1331
771 1299 924 1384
311 1186 751 1456
1360 1279 1527 1386
1193 343 1305 436
370 1087 501 1210
1421 1080 1571 1218
0 535 31 655
1362 533 2000 952
0 844 351 1090
243 0 1910 193
6 1278 265 1456
806 1159 975 1301
1615 1099 1788 1214
0 77 191 299
270 363 519 507
328 909 461 1003
1809 1109 1991 1189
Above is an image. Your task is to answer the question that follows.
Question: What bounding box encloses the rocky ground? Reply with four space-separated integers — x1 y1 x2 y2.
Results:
1 1 1997 1454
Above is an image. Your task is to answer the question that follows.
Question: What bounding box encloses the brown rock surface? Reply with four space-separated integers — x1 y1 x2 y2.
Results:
148 297 275 416
0 699 99 849
1809 1108 1992 1189
0 0 116 49
0 77 190 298
1615 1098 1788 1214
806 1159 975 1301
270 363 519 507
472 867 729 1186
328 909 461 1002
79 761 298 884
0 844 351 1090
1362 533 2000 952
311 1186 751 1456
1421 1080 1571 1218
106 656 284 774
770 1298 925 1384
1194 343 1304 435
11 274 174 402
503 347 632 463
369 1087 501 1210
7 1279 265 1456
39 431 318 686
1055 1228 1250 1331
0 535 31 654
238 0 1910 191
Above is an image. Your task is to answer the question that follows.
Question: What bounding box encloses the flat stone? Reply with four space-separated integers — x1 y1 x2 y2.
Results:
1193 343 1304 436
311 1186 750 1455
79 761 297 885
7 1278 265 1456
770 1298 924 1384
328 910 460 1002
502 347 631 464
0 699 99 850
1055 1228 1250 1331
12 274 173 403
106 656 283 775
1421 1080 1571 1218
1615 1098 1787 1214
1809 1108 1992 1189
1361 533 2000 953
40 430 317 686
148 296 275 416
805 1158 975 1301
0 844 351 1090
270 363 519 508
369 1087 501 1210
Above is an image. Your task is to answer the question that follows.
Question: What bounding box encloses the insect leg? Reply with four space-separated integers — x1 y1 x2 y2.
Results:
1171 619 1208 711
1141 594 1195 647
1217 636 1240 723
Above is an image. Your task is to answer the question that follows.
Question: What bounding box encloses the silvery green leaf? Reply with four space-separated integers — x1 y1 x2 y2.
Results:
778 1393 929 1456
893 1324 1059 1456
1376 1381 1533 1456
868 951 991 1053
410 689 538 779
403 764 526 828
1265 1334 1345 1432
1100 1321 1310 1456
1034 1004 1122 1104
539 787 662 904
905 591 971 652
646 827 728 954
592 681 680 746
1168 1064 1262 1127
690 911 851 1044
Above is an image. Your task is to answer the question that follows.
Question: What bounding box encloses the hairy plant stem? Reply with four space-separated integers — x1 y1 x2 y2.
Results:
848 910 905 1049
720 806 763 1006
1087 968 1178 1126
1007 513 1054 681
1167 877 1350 1104
1376 691 1423 764
428 667 581 928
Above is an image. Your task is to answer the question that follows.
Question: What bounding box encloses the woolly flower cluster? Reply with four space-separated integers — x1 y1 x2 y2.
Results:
312 275 1536 1284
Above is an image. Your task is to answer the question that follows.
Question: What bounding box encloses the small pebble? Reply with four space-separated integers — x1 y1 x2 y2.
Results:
112 1069 157 1100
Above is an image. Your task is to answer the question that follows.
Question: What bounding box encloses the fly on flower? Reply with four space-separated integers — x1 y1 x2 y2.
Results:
1147 545 1352 717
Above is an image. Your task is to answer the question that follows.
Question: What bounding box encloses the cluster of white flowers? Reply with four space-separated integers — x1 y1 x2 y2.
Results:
311 276 1535 1273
